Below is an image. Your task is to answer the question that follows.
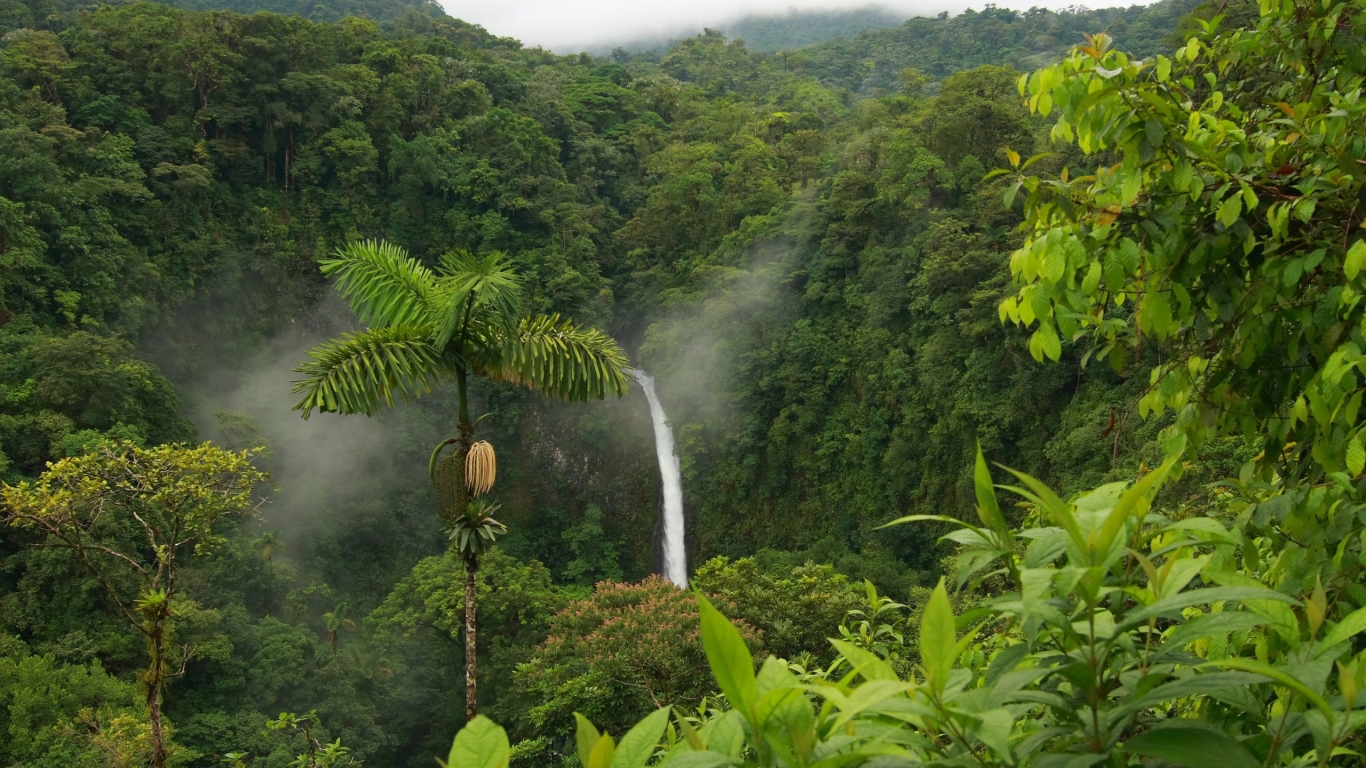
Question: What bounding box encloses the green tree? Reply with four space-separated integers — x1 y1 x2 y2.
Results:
516 576 761 739
291 239 629 719
691 556 862 663
2 441 265 768
0 634 175 767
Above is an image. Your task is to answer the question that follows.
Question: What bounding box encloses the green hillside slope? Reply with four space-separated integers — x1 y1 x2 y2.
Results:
786 0 1199 92
722 6 905 52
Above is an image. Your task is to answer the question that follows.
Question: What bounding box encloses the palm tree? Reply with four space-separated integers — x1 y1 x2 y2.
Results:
292 239 629 716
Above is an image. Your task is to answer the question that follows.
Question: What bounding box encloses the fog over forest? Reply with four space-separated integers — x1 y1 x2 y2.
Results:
436 0 1148 51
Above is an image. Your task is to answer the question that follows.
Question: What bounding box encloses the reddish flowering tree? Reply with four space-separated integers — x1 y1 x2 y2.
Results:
516 576 759 736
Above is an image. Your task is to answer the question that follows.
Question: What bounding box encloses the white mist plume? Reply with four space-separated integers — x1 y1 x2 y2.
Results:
189 298 402 553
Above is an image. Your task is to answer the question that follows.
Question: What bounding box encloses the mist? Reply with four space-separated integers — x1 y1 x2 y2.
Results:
175 295 454 584
436 0 1153 52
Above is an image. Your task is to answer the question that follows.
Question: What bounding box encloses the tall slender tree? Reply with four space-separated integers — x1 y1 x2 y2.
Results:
291 239 630 717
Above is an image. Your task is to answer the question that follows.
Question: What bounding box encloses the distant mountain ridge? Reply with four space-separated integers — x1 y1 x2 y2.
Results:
162 0 443 22
1 0 446 29
770 0 1201 93
583 5 912 56
720 6 907 53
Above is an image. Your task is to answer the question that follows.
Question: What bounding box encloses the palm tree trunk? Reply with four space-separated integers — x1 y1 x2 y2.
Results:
464 553 478 721
450 367 473 524
456 365 479 720
457 368 474 450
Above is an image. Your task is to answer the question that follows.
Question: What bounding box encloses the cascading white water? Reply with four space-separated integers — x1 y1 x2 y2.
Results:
629 368 687 588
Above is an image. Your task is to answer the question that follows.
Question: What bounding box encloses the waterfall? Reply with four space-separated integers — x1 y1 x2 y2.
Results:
629 368 687 588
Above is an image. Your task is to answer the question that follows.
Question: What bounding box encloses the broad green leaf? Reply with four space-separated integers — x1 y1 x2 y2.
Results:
1121 169 1142 204
1320 605 1366 652
1125 723 1259 768
1346 239 1366 281
588 734 616 768
828 679 918 731
1156 555 1208 600
919 578 956 690
1134 671 1272 707
973 443 1007 539
974 708 1014 760
1169 517 1237 543
698 711 746 758
755 655 798 700
1041 327 1061 361
575 714 601 767
829 639 899 681
659 752 741 768
754 686 809 734
1216 194 1242 228
1160 611 1266 654
1203 657 1333 717
1081 260 1102 293
1093 457 1175 560
612 708 671 768
696 593 757 713
1202 570 1301 642
1001 470 1086 558
1121 586 1298 630
675 714 704 751
1347 436 1365 476
446 716 511 768
1042 247 1066 282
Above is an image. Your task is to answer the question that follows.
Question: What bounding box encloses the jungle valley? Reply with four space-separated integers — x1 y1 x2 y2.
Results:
2 0 1366 765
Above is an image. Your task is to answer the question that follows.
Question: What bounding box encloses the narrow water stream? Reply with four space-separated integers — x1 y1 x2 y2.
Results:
629 368 687 587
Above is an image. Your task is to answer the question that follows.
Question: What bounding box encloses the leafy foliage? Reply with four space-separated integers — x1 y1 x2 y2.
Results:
781 0 1202 93
0 633 173 767
691 556 862 664
447 452 1366 766
1003 0 1366 484
515 576 759 739
3 441 265 766
0 0 1230 763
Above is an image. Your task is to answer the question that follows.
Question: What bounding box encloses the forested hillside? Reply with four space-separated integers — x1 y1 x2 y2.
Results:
6 0 1366 766
720 6 904 53
783 0 1202 92
0 0 447 27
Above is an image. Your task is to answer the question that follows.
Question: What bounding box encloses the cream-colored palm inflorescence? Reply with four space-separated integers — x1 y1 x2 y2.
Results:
465 441 496 497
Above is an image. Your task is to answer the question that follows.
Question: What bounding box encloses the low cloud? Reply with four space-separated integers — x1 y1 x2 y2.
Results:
437 0 1133 52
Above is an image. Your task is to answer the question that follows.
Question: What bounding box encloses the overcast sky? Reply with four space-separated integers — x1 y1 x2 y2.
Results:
435 0 1109 52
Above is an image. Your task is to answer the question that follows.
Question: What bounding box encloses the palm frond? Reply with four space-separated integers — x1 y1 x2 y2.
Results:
291 326 450 418
322 240 438 330
478 314 630 401
430 250 523 350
